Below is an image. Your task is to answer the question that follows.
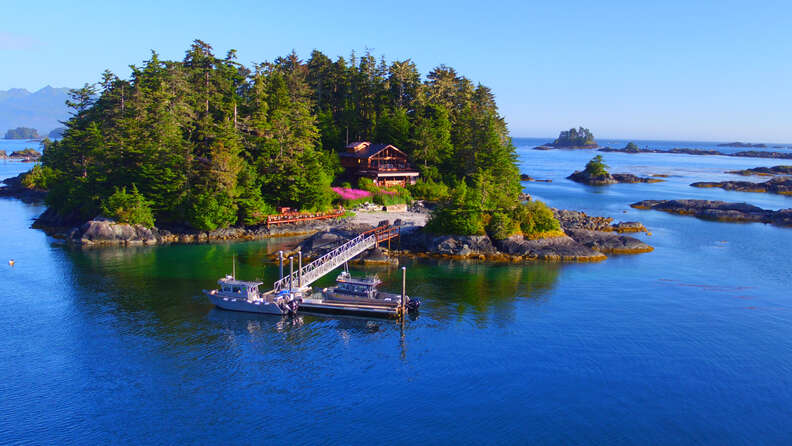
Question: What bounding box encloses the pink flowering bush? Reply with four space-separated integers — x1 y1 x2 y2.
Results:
332 187 372 200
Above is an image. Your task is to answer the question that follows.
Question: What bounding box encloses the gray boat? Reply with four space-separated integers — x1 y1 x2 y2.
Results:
320 271 420 312
203 275 300 315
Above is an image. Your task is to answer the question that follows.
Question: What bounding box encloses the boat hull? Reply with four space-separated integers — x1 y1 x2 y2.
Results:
204 291 288 315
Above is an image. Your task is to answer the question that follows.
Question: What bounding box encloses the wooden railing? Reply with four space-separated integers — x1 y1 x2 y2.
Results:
266 208 345 227
272 225 400 292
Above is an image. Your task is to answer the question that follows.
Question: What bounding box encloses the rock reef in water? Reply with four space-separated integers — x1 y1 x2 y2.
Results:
567 170 663 186
726 166 792 176
630 199 792 227
717 142 768 148
598 147 721 156
520 173 552 182
596 146 792 160
0 171 46 203
691 177 792 195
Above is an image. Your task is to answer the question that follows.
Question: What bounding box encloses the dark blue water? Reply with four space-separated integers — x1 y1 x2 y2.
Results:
1 138 792 444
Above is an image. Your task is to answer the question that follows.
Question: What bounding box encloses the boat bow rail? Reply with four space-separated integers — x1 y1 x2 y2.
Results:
272 225 399 292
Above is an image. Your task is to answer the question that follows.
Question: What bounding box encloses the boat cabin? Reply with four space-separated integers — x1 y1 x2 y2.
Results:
334 271 381 298
339 141 420 187
217 276 262 299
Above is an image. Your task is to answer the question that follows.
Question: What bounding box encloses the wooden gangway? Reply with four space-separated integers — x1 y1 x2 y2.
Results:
272 225 400 292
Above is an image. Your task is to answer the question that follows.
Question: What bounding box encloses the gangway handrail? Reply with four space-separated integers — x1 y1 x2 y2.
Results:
273 225 399 292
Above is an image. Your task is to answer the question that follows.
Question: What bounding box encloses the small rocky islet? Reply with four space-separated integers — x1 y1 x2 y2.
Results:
631 199 792 227
0 148 42 162
691 177 792 196
567 170 663 186
566 154 663 186
726 165 792 176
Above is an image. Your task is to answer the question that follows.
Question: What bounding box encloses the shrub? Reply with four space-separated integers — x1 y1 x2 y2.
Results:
486 211 518 240
101 185 155 228
237 195 275 226
373 185 412 206
584 155 609 177
21 164 57 190
357 177 377 192
409 179 450 201
426 207 486 235
518 201 560 235
624 142 640 153
188 191 237 231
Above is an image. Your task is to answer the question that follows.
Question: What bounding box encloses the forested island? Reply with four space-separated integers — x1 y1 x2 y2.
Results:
4 127 40 139
538 127 598 149
22 40 566 245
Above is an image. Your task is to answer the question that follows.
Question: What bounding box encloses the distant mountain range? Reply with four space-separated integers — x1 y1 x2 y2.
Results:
0 86 71 137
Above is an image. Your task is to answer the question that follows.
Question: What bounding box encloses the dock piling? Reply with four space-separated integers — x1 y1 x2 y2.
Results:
401 266 406 316
278 251 284 280
298 250 302 287
289 256 294 292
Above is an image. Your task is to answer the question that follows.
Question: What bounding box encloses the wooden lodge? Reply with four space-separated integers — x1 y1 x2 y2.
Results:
339 142 419 187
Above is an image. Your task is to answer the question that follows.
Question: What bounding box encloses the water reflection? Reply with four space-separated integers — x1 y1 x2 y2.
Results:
54 235 565 356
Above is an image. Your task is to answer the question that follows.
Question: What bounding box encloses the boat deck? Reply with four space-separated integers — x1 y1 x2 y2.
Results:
299 296 404 318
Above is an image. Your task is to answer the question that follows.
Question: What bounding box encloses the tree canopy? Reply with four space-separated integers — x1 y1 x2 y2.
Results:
4 127 40 139
38 40 523 232
552 127 596 147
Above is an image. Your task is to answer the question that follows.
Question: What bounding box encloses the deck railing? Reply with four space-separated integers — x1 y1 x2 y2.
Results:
266 208 345 227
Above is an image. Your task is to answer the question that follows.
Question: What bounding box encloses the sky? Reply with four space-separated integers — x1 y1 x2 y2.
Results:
2 0 790 142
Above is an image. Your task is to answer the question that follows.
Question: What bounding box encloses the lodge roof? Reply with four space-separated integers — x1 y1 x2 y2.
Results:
339 141 406 159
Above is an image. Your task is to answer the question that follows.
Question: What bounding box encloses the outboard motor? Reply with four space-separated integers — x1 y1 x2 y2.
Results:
287 299 300 316
406 297 421 312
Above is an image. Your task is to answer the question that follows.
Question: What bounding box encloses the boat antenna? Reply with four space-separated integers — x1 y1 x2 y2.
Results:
232 255 236 280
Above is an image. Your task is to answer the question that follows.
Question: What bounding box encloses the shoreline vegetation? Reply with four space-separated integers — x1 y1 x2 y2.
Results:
1 41 655 262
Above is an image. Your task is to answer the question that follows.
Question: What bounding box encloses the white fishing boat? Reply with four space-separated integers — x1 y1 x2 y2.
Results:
203 275 300 315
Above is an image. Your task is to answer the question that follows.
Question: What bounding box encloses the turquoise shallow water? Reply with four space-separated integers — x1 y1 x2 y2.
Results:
1 138 792 444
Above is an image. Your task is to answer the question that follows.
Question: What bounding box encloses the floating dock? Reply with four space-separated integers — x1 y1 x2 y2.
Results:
299 295 405 318
270 225 411 319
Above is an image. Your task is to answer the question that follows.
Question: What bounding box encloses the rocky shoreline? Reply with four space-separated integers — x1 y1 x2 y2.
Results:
295 209 653 263
691 177 792 195
33 209 345 246
631 199 792 227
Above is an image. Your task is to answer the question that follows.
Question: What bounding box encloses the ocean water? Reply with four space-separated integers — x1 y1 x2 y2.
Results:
1 138 791 445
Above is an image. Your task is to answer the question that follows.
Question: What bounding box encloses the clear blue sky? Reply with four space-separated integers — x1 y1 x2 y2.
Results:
2 0 790 142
